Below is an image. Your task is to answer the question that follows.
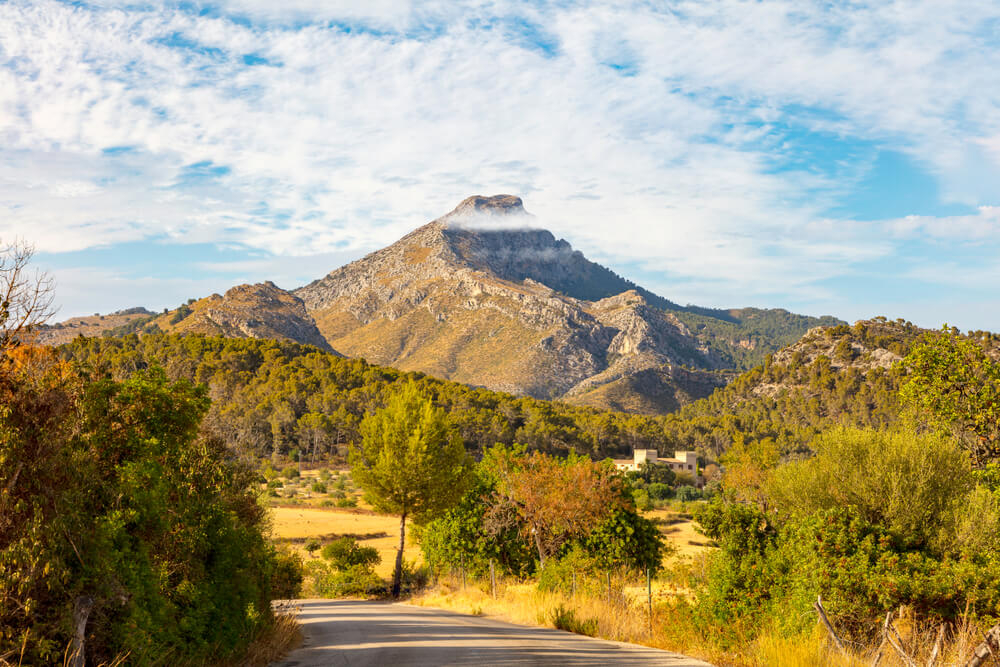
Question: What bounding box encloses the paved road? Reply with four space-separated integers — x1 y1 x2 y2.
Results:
271 600 713 666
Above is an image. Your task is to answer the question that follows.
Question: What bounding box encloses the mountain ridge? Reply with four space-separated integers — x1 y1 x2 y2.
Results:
39 195 843 413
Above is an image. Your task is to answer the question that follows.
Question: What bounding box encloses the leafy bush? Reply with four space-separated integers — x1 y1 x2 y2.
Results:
269 549 305 599
632 488 652 510
320 537 380 570
0 362 286 664
307 537 383 598
675 485 701 502
537 546 598 595
695 426 1000 646
549 604 598 636
648 482 673 500
307 562 384 598
335 497 358 508
311 481 327 493
584 506 668 573
281 465 300 479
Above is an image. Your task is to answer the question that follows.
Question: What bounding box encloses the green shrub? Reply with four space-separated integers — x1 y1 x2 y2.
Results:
311 481 327 494
336 497 357 508
307 562 384 598
675 485 701 502
648 482 673 500
267 479 284 489
281 465 300 479
304 539 321 556
320 537 380 570
549 604 598 636
537 546 597 595
270 549 305 599
632 488 652 511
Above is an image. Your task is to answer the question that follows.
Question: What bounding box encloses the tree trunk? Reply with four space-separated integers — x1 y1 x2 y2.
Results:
532 527 546 567
68 595 93 667
392 512 406 598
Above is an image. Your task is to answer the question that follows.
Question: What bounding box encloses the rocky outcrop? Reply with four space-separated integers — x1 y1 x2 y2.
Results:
161 282 336 352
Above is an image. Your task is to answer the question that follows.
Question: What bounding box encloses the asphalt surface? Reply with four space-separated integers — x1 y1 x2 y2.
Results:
271 599 714 666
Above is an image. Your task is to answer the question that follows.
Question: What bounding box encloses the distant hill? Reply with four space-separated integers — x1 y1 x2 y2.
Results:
36 307 155 346
659 317 979 456
41 195 843 414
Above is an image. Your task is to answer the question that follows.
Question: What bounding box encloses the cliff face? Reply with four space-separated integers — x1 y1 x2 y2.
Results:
157 282 336 353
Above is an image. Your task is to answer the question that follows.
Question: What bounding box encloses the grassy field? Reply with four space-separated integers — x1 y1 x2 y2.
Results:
269 506 420 578
266 477 713 582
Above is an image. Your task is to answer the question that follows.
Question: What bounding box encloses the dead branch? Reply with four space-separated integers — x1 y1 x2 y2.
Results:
927 623 945 667
883 611 918 667
870 611 891 666
0 238 56 356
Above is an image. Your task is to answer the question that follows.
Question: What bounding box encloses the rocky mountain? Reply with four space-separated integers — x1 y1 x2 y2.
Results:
293 195 840 411
41 195 842 414
151 282 335 352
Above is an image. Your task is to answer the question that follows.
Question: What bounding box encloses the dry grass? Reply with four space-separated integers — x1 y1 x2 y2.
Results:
413 576 993 667
410 577 728 665
220 604 302 667
645 508 714 561
269 506 421 579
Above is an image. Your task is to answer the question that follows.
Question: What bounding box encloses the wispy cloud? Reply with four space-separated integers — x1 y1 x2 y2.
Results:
2 0 999 325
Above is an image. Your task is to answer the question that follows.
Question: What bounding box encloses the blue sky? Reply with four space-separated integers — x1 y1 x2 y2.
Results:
2 1 1000 330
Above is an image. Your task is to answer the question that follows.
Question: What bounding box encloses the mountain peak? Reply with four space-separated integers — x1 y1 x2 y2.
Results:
445 194 526 220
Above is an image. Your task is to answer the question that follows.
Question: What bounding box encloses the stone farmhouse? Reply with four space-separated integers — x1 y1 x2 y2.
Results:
613 449 703 486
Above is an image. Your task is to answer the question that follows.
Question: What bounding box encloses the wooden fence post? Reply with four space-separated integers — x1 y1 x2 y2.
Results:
647 567 653 635
813 595 848 657
489 559 496 599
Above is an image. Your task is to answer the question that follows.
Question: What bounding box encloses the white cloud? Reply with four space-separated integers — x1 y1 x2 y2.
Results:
1 0 999 323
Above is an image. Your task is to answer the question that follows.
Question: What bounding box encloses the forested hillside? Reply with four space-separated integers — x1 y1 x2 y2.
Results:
56 318 998 467
663 317 998 457
58 334 674 461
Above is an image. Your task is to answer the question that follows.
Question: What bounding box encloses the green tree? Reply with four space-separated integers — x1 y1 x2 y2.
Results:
1 353 292 664
349 381 471 597
901 327 1000 465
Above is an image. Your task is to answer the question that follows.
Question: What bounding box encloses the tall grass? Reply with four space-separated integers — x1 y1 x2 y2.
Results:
411 574 993 666
220 604 302 667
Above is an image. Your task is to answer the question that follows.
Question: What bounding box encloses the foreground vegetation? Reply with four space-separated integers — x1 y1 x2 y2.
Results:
0 347 303 664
